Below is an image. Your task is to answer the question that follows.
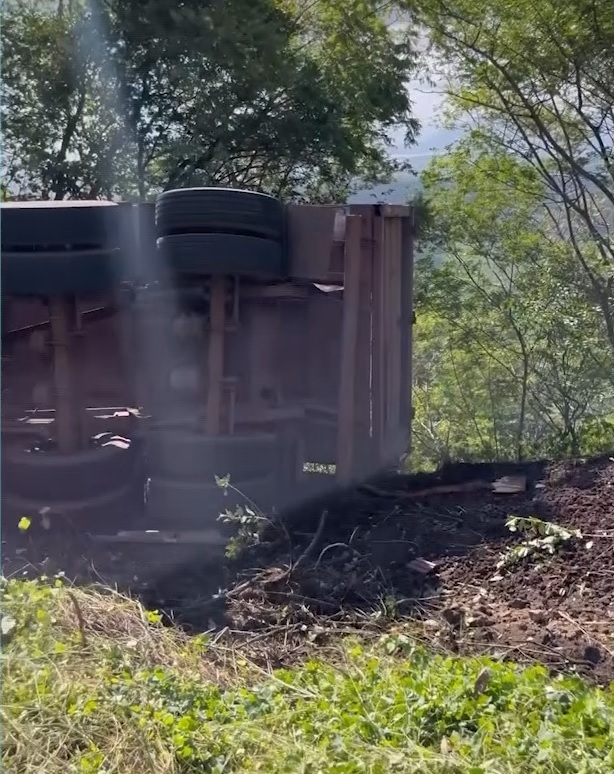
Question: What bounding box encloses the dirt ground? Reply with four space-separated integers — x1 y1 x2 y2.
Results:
3 455 614 683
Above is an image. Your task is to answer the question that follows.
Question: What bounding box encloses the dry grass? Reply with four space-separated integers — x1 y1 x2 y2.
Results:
1 579 255 774
3 576 614 774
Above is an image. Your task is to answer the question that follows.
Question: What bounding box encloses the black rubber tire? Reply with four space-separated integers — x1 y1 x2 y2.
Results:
145 474 275 529
2 248 123 296
2 440 140 502
1 202 122 249
156 188 285 241
2 476 142 536
145 430 281 483
157 233 285 278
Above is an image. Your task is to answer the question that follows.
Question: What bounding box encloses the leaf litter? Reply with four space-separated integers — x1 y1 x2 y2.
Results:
3 455 614 682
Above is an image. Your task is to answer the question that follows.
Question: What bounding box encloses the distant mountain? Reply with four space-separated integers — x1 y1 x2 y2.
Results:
348 171 423 204
348 122 463 205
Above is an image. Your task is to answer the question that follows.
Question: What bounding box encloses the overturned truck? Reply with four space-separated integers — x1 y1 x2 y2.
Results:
1 190 415 543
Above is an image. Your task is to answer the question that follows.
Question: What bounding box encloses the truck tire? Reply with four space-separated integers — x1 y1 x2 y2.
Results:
2 479 138 535
157 233 285 279
3 439 140 502
145 430 280 482
145 474 275 529
156 188 285 242
2 247 122 296
1 200 121 249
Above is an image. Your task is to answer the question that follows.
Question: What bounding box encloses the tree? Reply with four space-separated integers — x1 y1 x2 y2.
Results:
1 0 419 200
416 0 614 361
412 142 614 468
404 0 614 468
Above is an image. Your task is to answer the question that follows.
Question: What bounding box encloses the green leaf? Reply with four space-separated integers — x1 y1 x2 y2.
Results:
1 0 418 201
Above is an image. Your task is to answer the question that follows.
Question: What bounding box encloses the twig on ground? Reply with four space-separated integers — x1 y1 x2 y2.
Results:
558 611 614 657
226 510 329 599
289 510 329 578
314 542 349 570
211 626 229 645
265 590 341 611
360 481 492 499
66 590 87 647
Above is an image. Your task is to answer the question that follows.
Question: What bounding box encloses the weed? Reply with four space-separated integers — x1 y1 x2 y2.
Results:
3 577 614 773
497 515 582 571
214 474 267 559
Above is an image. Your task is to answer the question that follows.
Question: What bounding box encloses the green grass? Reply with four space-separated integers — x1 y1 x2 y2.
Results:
2 577 614 773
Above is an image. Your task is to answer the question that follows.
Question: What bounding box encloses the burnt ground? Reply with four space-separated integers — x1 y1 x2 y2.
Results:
3 455 614 683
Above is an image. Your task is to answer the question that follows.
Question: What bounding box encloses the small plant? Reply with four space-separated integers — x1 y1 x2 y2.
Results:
5 577 614 773
3 578 614 773
215 474 267 559
497 515 582 571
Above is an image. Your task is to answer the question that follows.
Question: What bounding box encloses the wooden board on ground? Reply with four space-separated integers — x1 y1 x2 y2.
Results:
492 476 527 494
91 530 228 545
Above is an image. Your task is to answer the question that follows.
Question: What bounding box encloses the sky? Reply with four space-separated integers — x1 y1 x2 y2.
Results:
348 78 462 203
387 24 463 168
390 78 460 166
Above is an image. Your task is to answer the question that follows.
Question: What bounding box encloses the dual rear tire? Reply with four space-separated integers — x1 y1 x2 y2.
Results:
155 188 286 279
2 436 142 534
143 188 289 533
2 188 287 293
144 429 280 532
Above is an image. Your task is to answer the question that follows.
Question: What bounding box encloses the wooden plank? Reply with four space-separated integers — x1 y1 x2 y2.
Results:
329 242 345 278
347 205 376 477
205 276 226 436
380 205 410 218
4 304 115 341
408 557 437 575
287 204 339 281
382 218 392 450
10 405 141 417
492 475 527 493
386 216 404 461
394 217 406 457
383 217 394 457
240 283 310 300
335 215 362 484
49 297 82 452
399 213 415 440
382 217 391 463
380 204 412 218
372 210 387 465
